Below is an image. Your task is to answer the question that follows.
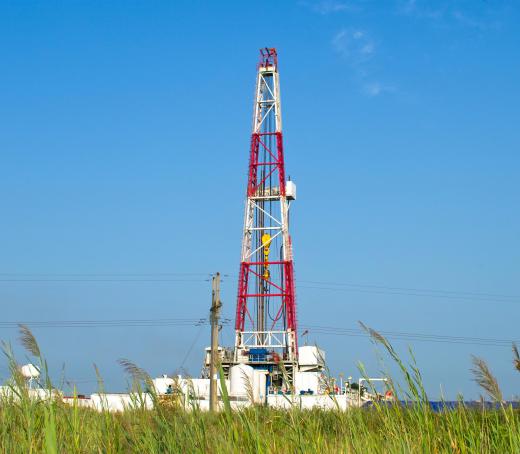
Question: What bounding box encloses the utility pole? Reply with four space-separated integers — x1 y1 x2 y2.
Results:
209 272 222 412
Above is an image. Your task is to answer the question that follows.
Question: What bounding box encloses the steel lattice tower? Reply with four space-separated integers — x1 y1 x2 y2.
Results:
234 48 298 364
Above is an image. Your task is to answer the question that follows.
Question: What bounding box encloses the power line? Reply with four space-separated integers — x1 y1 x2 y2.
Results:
0 279 210 282
0 318 231 328
184 314 519 348
0 273 212 277
300 325 519 348
0 316 514 347
298 280 519 300
305 331 509 347
1 272 517 303
298 285 519 304
223 273 519 301
180 324 205 369
0 273 232 283
2 279 517 304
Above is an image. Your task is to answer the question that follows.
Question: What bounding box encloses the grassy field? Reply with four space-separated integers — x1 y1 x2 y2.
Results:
0 397 519 453
0 325 518 453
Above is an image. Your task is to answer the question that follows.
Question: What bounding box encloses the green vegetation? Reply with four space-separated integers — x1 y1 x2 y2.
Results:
0 401 519 453
0 325 517 453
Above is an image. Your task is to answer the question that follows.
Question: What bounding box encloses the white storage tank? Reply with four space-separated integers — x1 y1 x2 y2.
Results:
20 363 40 379
252 369 267 403
286 180 296 200
294 371 321 395
298 346 325 369
229 364 254 398
152 375 174 395
90 393 153 412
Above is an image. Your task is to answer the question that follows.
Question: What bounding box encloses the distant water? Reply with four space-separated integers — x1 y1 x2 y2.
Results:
429 401 519 411
365 401 520 411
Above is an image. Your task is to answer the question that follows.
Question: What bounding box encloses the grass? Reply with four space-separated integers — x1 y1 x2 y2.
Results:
0 325 518 453
0 397 518 453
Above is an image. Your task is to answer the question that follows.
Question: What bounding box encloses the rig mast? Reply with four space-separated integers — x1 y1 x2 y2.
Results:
233 48 298 384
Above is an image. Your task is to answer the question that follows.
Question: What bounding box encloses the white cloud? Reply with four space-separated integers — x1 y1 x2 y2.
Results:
331 29 348 56
331 28 375 62
332 29 395 97
397 0 443 20
360 42 374 55
451 11 499 31
364 82 382 96
311 0 356 15
398 0 502 29
363 82 395 97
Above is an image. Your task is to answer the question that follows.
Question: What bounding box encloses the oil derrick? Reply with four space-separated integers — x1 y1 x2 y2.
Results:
232 48 298 388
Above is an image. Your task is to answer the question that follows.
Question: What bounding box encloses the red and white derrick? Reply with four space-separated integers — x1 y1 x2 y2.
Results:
234 48 298 362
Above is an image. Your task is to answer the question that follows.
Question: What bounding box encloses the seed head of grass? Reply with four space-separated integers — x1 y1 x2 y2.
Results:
470 355 502 403
241 369 255 404
358 321 397 359
18 324 40 358
118 358 152 387
513 342 520 373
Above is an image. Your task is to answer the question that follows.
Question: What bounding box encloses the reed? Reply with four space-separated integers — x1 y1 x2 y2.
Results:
513 342 520 373
470 356 503 403
0 325 517 453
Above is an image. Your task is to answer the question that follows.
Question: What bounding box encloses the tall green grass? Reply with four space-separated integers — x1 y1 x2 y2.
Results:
0 325 517 453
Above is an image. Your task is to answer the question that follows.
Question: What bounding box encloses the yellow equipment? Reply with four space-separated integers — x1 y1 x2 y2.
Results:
262 233 272 280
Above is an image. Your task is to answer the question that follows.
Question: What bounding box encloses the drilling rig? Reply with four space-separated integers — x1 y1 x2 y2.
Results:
204 48 324 395
154 49 384 408
233 47 298 388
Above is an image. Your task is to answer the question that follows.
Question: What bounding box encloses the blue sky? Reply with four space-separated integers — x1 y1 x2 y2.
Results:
1 0 519 398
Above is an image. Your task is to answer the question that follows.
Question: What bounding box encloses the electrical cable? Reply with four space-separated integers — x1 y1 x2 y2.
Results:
180 324 205 369
2 272 517 304
298 280 519 300
297 285 519 304
0 279 209 282
0 318 231 329
299 324 519 347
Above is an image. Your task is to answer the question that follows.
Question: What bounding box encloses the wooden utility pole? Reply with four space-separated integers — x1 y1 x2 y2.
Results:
209 272 222 412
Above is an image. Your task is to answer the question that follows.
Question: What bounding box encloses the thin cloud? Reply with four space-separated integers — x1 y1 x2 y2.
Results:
360 42 374 55
331 29 348 55
304 0 359 15
451 10 500 31
398 0 444 19
331 28 375 62
363 82 395 97
398 0 502 30
331 28 393 97
364 83 382 97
